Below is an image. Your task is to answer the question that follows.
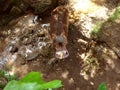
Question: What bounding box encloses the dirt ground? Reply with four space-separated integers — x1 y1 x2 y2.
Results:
1 21 120 90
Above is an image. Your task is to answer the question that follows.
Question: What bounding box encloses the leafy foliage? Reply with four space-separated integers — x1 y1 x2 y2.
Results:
0 69 16 89
97 82 107 90
3 72 63 90
91 22 103 38
0 70 16 82
108 5 120 21
91 5 120 38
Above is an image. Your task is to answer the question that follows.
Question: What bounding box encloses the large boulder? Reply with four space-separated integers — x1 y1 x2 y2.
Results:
98 21 120 57
0 0 58 25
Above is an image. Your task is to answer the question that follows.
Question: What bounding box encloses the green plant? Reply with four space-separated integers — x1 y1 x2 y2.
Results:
91 22 103 38
0 69 16 89
97 82 107 90
0 70 16 82
3 72 62 90
108 5 120 21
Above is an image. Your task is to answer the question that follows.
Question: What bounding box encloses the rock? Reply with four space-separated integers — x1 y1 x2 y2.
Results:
0 14 52 69
22 0 58 17
0 0 58 25
98 21 120 58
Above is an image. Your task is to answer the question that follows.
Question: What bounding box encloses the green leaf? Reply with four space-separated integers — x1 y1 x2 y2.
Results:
48 88 52 90
91 22 103 38
3 80 18 90
4 80 43 90
0 70 6 76
98 82 107 90
20 72 45 84
108 6 120 21
18 82 43 90
41 80 63 89
4 72 63 90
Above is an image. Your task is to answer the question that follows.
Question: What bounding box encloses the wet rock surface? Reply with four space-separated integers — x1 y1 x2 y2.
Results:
99 21 120 58
0 14 52 69
0 0 58 25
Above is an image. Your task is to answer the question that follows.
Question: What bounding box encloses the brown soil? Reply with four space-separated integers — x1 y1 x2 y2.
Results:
3 23 120 90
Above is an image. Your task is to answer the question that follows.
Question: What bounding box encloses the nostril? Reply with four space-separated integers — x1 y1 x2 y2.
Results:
64 51 69 58
65 51 68 55
65 50 69 54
